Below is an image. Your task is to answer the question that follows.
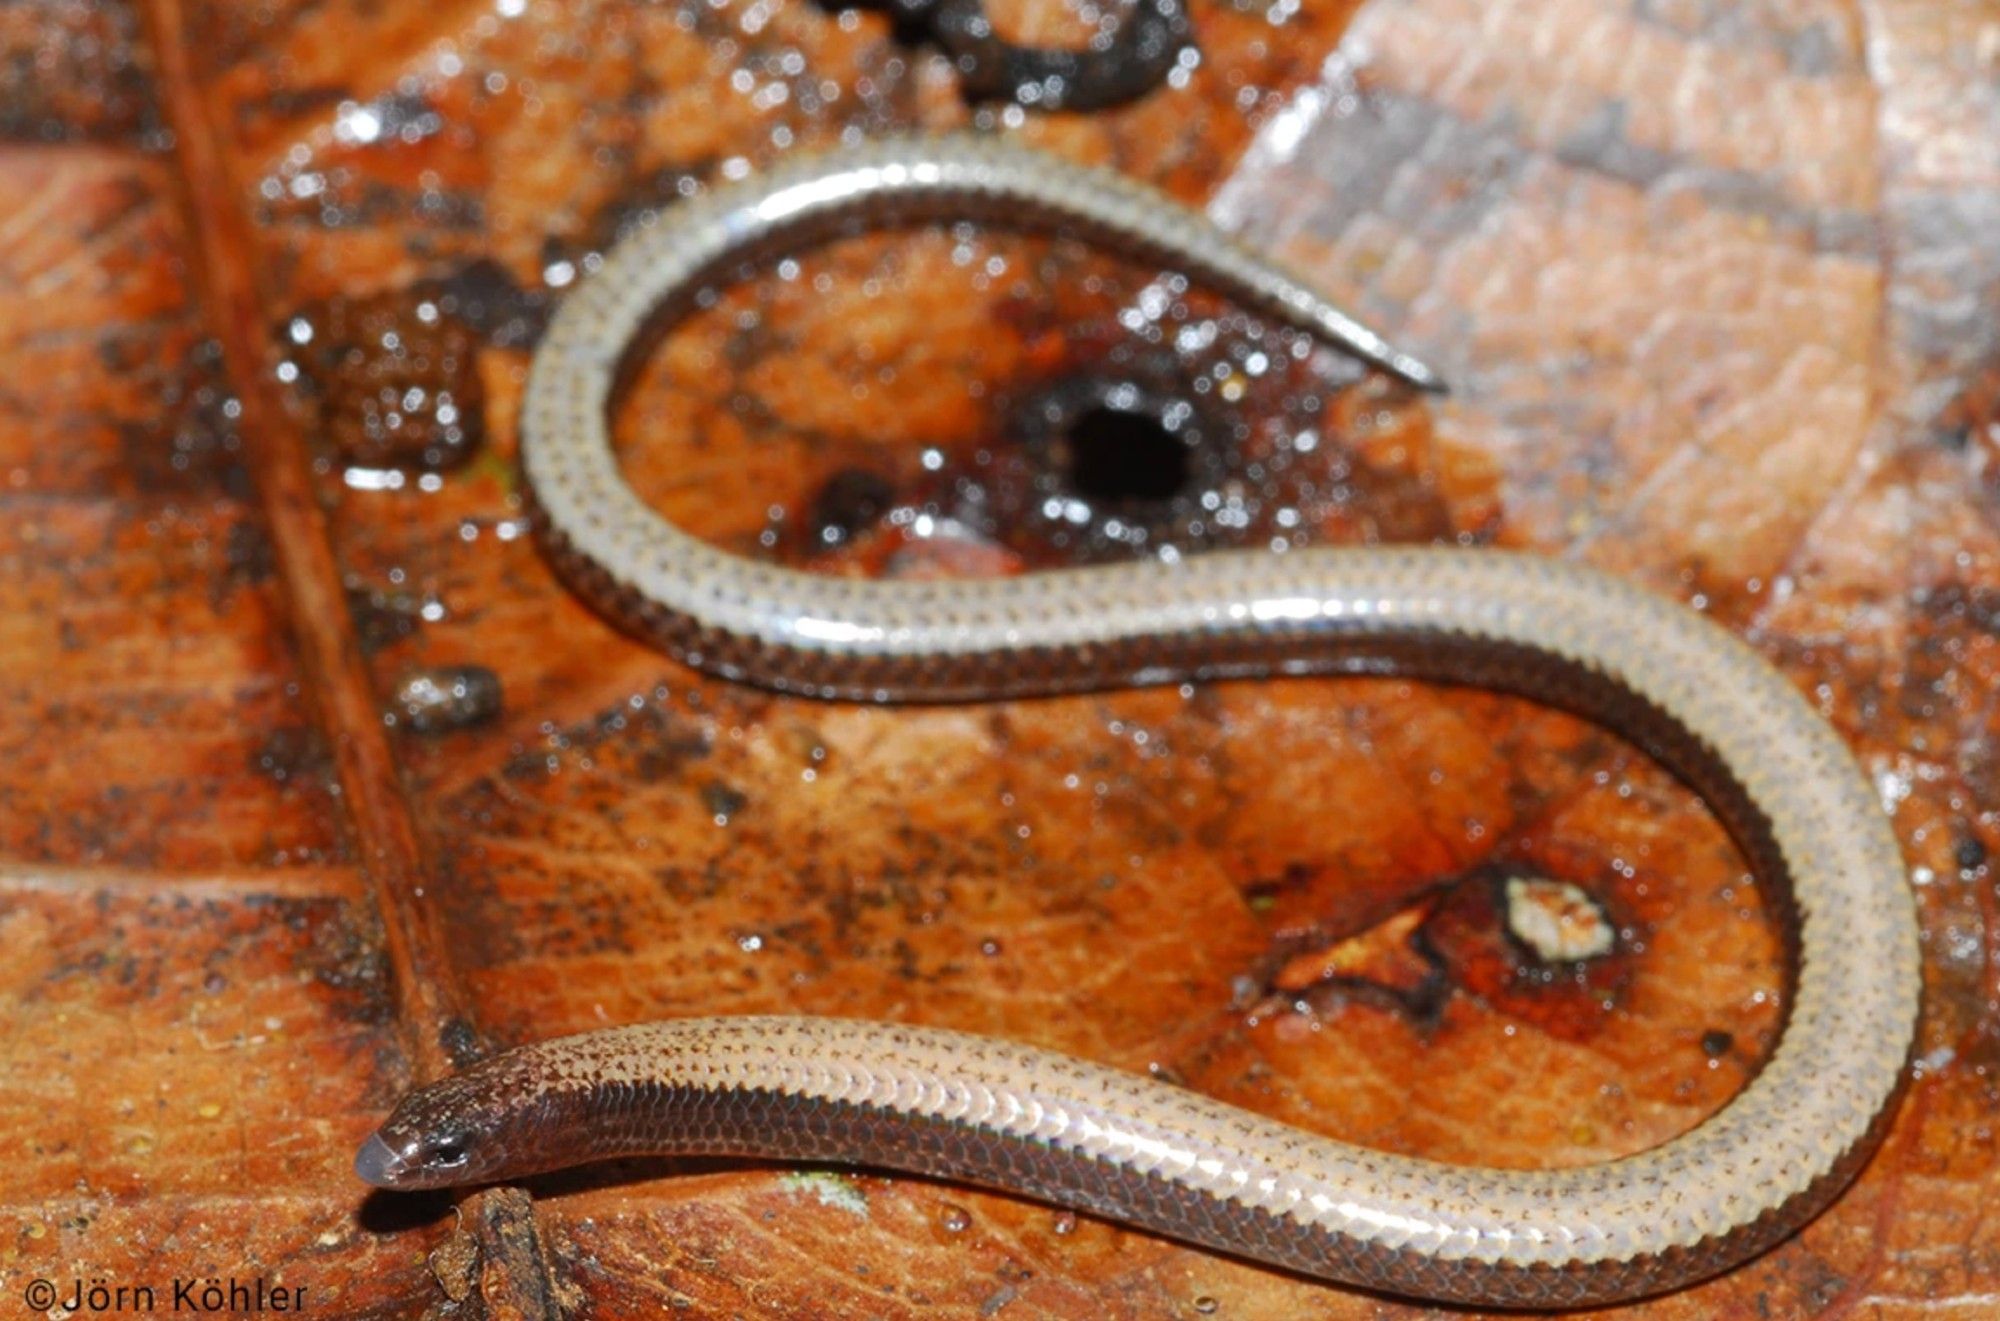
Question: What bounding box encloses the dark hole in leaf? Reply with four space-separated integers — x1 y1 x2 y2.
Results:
1065 404 1189 503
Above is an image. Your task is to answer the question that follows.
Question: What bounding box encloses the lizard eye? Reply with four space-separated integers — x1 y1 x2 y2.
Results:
428 1138 469 1168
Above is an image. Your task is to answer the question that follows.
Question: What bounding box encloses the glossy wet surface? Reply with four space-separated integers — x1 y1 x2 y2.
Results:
1 0 1995 1316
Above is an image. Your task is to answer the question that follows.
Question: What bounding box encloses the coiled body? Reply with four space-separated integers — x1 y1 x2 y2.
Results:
359 137 1921 1307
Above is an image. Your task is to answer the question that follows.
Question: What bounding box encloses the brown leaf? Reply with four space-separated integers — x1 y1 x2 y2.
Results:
3 0 1995 1316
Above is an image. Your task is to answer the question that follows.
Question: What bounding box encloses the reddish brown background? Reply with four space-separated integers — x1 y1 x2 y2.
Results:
0 0 1995 1316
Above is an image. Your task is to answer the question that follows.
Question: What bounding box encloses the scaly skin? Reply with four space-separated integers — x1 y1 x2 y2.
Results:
359 137 1921 1308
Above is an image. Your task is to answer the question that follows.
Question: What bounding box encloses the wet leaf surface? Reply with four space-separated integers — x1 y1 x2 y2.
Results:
1 0 1995 1316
